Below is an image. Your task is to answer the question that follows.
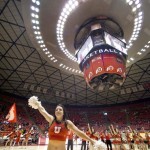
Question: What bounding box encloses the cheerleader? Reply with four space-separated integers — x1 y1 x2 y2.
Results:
13 128 22 146
109 125 123 150
5 129 16 146
22 127 33 146
28 96 95 150
128 126 143 150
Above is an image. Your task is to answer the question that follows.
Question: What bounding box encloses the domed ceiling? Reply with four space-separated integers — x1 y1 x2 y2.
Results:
0 0 150 106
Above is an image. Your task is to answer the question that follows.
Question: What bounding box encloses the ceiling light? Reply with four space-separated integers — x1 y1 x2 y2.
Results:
54 60 57 62
137 3 141 8
35 15 39 18
126 0 130 3
31 13 35 17
74 1 79 6
137 52 142 55
130 57 134 61
138 16 143 20
144 45 149 48
48 54 52 57
129 1 133 5
34 31 38 34
138 12 143 16
132 7 136 12
33 26 36 29
32 20 36 23
35 8 39 12
36 21 39 24
135 0 139 4
141 49 146 52
43 49 47 51
31 6 35 10
36 1 40 5
38 36 42 39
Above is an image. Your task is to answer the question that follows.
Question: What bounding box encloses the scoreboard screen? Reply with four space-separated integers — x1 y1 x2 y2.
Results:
76 29 127 64
77 36 93 64
104 32 127 55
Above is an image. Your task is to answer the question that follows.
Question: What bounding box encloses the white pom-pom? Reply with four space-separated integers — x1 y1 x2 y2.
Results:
28 96 41 109
89 140 107 150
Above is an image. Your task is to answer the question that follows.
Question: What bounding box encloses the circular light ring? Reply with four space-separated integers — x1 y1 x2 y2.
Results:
127 40 150 63
59 63 83 74
30 0 81 74
56 0 144 60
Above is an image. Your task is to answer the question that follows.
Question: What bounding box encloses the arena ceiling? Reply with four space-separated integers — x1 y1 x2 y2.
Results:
0 0 150 106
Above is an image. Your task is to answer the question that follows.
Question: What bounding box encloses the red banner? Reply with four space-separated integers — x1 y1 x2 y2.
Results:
6 103 17 123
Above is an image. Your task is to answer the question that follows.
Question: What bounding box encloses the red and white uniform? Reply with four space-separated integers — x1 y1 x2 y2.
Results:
90 133 98 141
25 131 31 140
113 134 121 144
67 130 74 140
48 120 68 141
15 130 21 143
9 131 16 140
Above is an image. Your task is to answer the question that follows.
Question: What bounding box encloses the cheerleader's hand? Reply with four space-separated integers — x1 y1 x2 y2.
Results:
89 140 107 150
28 96 41 109
89 139 96 150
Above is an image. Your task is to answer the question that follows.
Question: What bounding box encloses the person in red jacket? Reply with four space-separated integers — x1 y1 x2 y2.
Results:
28 96 95 150
105 130 112 150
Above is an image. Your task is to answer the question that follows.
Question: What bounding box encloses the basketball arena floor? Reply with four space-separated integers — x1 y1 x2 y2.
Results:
0 144 143 150
0 145 82 150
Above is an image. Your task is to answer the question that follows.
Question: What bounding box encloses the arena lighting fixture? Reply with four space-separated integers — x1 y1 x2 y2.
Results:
54 60 57 62
127 40 150 63
56 0 143 60
130 57 134 61
30 0 82 75
137 52 141 55
31 0 85 72
104 112 107 116
141 49 146 52
28 0 144 76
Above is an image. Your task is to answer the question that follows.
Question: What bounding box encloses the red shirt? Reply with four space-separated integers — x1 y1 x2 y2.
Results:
90 134 98 140
68 130 73 140
48 121 68 141
25 131 31 140
105 134 111 140
16 130 21 142
9 131 16 139
100 134 104 140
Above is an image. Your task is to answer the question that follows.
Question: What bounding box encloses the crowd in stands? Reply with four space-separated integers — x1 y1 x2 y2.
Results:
0 93 150 149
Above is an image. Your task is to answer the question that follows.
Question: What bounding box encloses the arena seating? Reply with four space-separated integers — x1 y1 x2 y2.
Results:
0 93 149 133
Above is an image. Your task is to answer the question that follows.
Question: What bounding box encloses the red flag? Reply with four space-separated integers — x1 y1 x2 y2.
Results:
6 103 17 123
